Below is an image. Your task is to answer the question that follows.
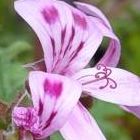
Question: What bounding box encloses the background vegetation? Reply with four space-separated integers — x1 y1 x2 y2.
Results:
0 0 140 139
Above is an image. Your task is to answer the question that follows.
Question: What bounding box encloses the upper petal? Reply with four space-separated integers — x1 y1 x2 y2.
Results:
29 71 82 138
60 102 106 140
51 1 103 75
74 2 121 67
14 0 103 75
73 65 140 106
14 0 60 73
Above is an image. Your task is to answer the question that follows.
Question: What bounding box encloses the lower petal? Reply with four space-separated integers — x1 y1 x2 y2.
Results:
29 71 82 138
73 66 140 106
60 102 106 140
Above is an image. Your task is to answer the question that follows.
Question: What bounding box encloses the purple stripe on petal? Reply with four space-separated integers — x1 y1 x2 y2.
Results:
42 6 59 24
69 41 84 62
38 100 43 116
72 12 87 29
44 79 63 98
61 26 66 47
63 27 75 57
50 37 56 57
43 111 57 130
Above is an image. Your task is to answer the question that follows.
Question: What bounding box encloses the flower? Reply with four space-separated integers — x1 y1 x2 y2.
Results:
13 0 140 139
12 71 108 140
12 71 83 139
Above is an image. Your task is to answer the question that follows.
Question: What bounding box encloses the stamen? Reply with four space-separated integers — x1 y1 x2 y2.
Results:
15 90 29 107
81 64 117 89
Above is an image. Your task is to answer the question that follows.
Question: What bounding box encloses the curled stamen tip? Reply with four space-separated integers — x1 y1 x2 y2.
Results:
110 84 117 89
96 64 106 70
95 64 117 90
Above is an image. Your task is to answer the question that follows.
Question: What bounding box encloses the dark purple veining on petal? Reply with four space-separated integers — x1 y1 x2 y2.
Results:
42 6 59 24
44 79 63 98
50 36 56 57
52 26 68 71
63 27 75 57
69 41 84 62
43 111 57 130
72 12 87 29
58 42 84 75
61 26 67 47
38 100 43 116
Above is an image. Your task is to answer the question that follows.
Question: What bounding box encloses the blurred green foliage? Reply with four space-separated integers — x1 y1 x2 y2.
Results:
0 41 31 102
114 7 140 75
0 0 140 140
0 0 33 103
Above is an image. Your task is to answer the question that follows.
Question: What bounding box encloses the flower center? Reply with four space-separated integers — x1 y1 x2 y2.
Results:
12 107 40 134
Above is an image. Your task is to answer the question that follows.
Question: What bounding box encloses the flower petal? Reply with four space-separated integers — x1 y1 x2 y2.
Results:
60 102 106 140
14 0 103 75
74 2 121 67
29 71 82 138
73 65 140 106
14 0 55 72
52 2 103 75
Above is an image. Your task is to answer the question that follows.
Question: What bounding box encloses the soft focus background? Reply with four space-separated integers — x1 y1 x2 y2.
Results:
0 0 140 139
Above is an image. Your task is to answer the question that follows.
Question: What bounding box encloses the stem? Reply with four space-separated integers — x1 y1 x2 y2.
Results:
19 129 34 140
15 90 28 107
23 58 44 70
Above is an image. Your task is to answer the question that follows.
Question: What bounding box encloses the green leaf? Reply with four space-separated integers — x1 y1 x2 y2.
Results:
3 41 32 61
90 100 132 140
51 132 63 140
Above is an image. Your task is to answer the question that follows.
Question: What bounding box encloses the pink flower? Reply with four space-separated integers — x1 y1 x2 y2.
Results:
13 0 140 139
12 71 83 139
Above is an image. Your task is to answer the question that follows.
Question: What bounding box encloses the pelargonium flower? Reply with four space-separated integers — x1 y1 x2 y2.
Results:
12 71 82 139
13 0 140 139
12 71 106 140
15 0 140 119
